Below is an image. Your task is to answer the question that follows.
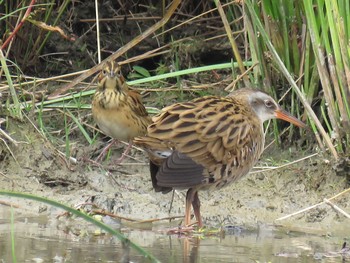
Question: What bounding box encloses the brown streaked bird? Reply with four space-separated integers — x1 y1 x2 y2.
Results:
92 61 151 163
134 88 306 227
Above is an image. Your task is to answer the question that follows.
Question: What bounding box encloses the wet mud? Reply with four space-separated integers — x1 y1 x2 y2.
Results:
0 118 348 232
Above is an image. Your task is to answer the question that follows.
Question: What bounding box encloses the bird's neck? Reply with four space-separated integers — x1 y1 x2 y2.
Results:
95 88 127 109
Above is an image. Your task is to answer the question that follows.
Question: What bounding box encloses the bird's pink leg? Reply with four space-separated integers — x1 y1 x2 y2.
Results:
95 139 117 162
191 191 203 228
185 188 201 227
114 141 133 164
165 188 199 234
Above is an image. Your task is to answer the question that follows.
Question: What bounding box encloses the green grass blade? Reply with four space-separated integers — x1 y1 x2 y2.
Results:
0 52 22 120
128 61 253 85
66 109 93 145
64 113 71 157
10 207 17 263
0 3 52 21
0 191 161 263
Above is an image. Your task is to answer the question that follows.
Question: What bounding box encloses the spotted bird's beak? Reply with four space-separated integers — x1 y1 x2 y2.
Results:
275 109 306 128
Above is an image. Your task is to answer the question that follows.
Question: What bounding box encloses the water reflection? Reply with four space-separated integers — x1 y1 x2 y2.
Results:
0 208 348 262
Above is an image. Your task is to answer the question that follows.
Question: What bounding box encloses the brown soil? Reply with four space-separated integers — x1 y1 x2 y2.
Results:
0 118 349 233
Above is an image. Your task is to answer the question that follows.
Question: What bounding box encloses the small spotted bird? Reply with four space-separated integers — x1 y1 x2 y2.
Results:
135 88 306 227
92 61 151 163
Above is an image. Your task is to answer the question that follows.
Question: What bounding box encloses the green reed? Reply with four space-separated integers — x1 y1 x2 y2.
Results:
244 0 350 157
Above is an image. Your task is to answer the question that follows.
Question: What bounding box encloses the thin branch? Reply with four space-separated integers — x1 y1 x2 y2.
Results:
324 198 350 219
251 152 319 174
95 0 101 63
276 187 350 221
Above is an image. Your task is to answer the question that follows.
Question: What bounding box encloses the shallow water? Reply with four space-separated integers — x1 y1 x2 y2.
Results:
0 208 348 263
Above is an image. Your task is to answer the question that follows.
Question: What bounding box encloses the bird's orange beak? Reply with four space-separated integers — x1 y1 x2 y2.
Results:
275 109 306 128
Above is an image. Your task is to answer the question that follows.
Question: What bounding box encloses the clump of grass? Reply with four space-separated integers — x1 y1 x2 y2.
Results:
0 51 22 120
304 0 350 154
243 0 350 158
0 1 72 72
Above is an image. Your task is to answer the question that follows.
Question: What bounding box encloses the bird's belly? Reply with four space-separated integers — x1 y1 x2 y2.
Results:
93 110 133 141
202 161 256 191
98 119 130 141
214 172 244 189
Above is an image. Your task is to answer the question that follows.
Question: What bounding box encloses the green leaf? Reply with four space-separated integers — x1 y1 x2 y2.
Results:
132 66 151 77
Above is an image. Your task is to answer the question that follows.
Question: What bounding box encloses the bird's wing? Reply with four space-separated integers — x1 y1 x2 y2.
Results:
127 90 149 118
149 96 260 165
135 96 262 188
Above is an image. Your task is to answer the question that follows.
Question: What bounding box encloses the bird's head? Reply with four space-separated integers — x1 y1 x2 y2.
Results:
97 61 125 92
231 88 306 128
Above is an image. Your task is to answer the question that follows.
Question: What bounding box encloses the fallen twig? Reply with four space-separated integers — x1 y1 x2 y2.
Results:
0 200 20 208
93 209 183 223
276 187 350 221
251 152 319 174
324 198 350 219
131 215 184 224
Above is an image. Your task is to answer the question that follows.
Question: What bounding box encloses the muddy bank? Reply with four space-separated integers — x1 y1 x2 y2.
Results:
0 118 348 233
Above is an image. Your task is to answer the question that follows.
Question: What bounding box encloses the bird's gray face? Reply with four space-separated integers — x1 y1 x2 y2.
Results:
249 91 306 127
249 91 279 122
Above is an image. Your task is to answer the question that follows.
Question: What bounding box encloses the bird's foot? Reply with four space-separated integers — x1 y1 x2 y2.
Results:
165 221 201 235
166 225 195 235
166 225 223 236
